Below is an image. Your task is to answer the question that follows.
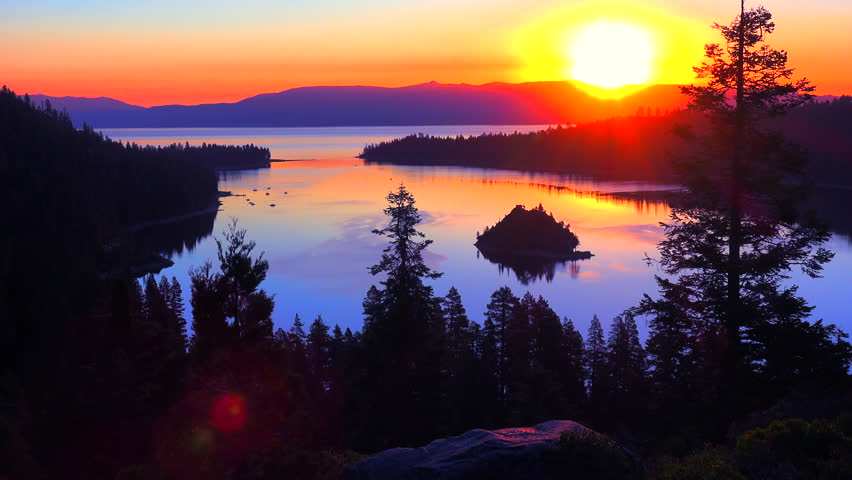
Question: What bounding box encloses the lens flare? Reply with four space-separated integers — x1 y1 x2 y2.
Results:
211 393 247 432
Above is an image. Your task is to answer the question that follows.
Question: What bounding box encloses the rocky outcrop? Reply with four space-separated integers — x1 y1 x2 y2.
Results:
344 420 593 480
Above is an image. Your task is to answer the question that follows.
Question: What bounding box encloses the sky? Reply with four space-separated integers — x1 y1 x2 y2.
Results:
2 0 851 106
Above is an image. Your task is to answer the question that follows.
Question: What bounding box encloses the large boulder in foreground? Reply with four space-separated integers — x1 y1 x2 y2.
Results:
344 420 596 480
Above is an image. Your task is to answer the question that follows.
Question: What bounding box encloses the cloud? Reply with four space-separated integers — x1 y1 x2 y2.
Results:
578 270 602 282
584 224 663 245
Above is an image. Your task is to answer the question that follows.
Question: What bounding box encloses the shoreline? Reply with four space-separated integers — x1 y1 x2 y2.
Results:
127 203 219 233
475 244 594 261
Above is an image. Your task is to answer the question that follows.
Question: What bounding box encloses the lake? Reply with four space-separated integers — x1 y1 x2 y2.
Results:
102 126 852 338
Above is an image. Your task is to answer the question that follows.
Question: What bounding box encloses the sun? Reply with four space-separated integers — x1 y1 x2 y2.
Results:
569 22 654 89
512 1 710 99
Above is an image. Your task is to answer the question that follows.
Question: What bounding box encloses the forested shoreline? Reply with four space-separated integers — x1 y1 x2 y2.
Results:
4 3 852 478
360 96 852 187
7 184 846 478
0 87 272 479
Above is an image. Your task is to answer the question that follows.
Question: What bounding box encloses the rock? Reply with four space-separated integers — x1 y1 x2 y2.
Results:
344 420 592 480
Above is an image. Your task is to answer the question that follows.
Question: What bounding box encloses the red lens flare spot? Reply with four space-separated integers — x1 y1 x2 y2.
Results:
210 393 247 432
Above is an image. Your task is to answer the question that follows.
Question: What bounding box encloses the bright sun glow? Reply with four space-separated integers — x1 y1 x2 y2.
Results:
570 22 654 89
512 1 711 99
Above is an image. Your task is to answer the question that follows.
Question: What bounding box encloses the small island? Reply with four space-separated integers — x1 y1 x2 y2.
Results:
475 204 593 260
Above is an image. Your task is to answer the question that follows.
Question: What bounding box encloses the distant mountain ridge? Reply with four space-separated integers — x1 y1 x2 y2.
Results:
31 81 691 128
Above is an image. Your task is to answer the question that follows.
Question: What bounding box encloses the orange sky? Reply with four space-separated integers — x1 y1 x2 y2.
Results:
2 0 851 106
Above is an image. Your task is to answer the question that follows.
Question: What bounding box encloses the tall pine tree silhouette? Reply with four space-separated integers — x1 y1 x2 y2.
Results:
644 0 834 420
360 184 444 449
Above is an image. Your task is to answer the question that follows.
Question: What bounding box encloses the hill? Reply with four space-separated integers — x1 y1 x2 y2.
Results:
33 81 689 128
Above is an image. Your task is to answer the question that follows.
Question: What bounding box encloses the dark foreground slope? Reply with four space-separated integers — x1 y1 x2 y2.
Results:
0 86 222 410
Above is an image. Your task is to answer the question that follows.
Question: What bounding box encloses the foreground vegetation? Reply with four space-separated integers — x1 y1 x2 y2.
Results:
5 183 845 478
3 3 852 479
359 100 852 187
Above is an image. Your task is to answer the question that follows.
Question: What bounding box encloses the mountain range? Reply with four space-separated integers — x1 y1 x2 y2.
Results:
31 81 690 128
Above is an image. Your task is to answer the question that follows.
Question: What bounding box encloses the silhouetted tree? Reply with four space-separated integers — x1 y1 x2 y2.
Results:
441 287 482 430
484 286 520 409
644 1 835 421
586 315 608 417
503 292 535 424
216 218 271 338
161 276 188 352
560 317 587 412
307 315 332 393
188 261 229 361
359 184 444 449
529 295 567 420
605 312 647 422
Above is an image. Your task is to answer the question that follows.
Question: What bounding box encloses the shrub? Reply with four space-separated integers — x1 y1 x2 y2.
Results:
651 448 744 480
542 430 640 480
734 418 852 479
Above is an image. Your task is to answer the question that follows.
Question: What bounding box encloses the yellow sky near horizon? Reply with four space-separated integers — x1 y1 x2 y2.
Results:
2 0 850 106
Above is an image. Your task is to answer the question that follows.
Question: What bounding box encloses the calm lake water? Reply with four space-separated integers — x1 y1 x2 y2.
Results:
103 126 852 338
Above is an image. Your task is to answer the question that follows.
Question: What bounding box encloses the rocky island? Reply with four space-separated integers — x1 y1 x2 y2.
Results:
475 204 593 261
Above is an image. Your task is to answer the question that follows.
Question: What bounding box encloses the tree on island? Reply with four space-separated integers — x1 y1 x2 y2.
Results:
476 203 591 258
641 0 844 427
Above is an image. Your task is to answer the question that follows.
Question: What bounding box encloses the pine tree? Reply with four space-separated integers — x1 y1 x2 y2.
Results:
478 315 502 425
368 184 442 290
502 292 535 424
187 220 274 350
443 287 472 361
166 276 188 352
646 0 835 418
307 315 332 393
360 184 445 448
215 218 270 335
586 315 608 410
529 295 565 420
641 280 714 434
362 285 383 331
240 289 274 346
606 312 647 418
560 317 587 409
143 274 169 325
188 261 229 361
131 275 184 404
484 286 519 405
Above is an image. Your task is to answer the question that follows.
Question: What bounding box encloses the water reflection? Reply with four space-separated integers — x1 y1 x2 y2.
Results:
131 209 218 258
99 127 852 337
476 248 584 284
107 209 218 278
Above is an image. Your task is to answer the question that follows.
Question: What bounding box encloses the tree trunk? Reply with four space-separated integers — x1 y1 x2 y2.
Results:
722 0 747 419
